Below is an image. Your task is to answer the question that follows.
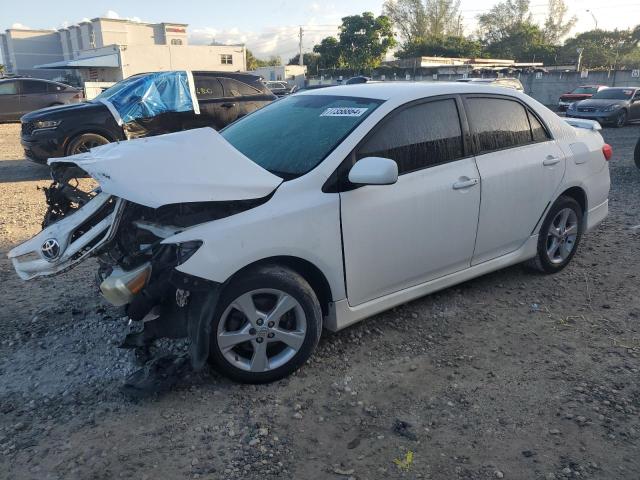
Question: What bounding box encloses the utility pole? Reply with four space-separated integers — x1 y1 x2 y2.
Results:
299 27 304 66
576 47 584 72
586 10 598 30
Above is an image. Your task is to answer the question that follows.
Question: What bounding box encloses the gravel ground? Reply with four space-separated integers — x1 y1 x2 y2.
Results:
0 121 639 480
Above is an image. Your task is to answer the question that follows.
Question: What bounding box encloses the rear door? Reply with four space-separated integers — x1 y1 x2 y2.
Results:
340 97 481 306
0 80 20 121
18 80 52 113
464 96 566 265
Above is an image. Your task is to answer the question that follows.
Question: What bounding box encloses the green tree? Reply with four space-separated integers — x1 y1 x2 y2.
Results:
246 49 282 70
288 52 320 69
383 0 462 42
560 28 640 69
313 37 342 69
542 0 576 44
477 0 533 45
336 12 397 70
485 22 557 62
397 35 483 58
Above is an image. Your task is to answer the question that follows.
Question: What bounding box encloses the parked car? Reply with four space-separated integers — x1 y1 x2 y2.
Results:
0 78 82 122
456 77 524 92
9 83 611 384
566 87 640 127
264 81 296 97
557 85 608 111
20 70 276 163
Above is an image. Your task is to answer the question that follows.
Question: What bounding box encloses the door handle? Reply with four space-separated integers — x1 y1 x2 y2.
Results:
221 102 236 108
543 155 561 166
452 178 479 190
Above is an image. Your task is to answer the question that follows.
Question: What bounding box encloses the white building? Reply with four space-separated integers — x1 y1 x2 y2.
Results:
251 65 307 88
1 18 246 83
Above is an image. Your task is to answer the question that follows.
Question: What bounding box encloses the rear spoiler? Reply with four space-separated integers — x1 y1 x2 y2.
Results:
564 118 602 131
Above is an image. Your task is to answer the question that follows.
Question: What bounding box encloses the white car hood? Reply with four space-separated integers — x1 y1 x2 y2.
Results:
50 127 282 208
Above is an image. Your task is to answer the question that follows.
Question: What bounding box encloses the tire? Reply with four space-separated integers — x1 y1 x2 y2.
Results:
65 133 110 156
614 110 627 128
634 138 640 169
208 265 322 384
527 196 584 274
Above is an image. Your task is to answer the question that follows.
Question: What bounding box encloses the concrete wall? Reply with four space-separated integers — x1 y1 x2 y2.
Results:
120 44 246 79
1 29 65 79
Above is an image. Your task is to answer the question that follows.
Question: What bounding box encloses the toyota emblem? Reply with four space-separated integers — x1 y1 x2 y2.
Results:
41 238 61 261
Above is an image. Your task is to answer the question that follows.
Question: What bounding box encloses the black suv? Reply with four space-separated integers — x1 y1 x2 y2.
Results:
21 71 276 163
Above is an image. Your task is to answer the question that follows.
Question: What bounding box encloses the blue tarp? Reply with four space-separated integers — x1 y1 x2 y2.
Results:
93 71 197 124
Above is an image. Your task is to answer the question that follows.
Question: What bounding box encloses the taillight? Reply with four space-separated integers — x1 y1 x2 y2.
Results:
73 92 83 100
602 144 612 161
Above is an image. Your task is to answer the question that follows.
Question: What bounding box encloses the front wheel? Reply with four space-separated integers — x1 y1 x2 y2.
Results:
208 265 322 383
614 110 627 128
66 132 110 155
527 196 583 274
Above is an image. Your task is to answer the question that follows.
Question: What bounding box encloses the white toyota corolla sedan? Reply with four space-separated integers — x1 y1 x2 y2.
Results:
10 83 611 383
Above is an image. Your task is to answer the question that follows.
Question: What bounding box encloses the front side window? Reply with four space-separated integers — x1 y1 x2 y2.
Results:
221 54 233 65
357 99 464 175
221 95 383 178
0 81 17 95
466 97 533 154
572 87 598 95
194 77 224 99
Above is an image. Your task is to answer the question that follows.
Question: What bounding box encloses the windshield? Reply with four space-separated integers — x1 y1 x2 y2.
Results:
221 95 383 178
571 87 598 94
92 71 195 123
591 89 634 100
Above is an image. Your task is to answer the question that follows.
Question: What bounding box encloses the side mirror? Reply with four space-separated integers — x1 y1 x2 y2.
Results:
348 157 398 186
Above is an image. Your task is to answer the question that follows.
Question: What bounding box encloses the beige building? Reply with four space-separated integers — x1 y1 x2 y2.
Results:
1 18 246 83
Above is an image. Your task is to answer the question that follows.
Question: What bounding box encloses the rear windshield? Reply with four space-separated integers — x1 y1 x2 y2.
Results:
221 95 383 178
571 87 598 94
591 89 634 100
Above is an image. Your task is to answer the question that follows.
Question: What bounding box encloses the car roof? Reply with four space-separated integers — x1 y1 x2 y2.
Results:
297 81 525 101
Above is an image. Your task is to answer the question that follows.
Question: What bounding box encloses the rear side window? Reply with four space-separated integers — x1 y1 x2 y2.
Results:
357 99 464 175
466 97 534 154
0 81 18 95
194 77 224 99
528 111 550 143
20 80 48 94
220 78 261 97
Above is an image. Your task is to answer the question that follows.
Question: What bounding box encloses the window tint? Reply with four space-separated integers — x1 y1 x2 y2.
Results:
20 80 48 94
220 78 260 97
194 77 223 99
466 97 533 153
528 111 550 143
0 81 18 95
357 99 464 174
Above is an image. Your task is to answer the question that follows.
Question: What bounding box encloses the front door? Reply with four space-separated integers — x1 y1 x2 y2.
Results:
463 96 566 265
630 90 640 120
339 98 481 306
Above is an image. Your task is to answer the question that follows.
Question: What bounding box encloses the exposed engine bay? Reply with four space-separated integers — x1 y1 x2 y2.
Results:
8 127 283 393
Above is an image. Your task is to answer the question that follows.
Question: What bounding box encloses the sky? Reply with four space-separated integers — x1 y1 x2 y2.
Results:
3 0 640 62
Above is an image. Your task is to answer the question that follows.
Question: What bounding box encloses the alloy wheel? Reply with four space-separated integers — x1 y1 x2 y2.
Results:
546 208 579 264
216 289 307 372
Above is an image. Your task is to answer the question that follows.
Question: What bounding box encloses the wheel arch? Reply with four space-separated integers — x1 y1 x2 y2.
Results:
559 186 588 228
225 256 334 317
63 128 118 155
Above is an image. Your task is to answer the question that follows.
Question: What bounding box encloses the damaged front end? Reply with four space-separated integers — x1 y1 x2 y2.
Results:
9 127 282 378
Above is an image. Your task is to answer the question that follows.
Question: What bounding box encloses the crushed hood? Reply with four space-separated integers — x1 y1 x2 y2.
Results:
50 127 282 208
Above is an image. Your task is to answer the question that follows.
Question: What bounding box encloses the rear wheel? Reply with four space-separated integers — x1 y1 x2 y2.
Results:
208 265 322 383
65 132 110 156
527 196 583 274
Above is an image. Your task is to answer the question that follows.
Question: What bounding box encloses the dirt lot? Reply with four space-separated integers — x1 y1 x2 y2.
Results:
0 121 639 480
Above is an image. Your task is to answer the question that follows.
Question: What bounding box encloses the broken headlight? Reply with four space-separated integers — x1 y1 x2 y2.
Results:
175 241 203 266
